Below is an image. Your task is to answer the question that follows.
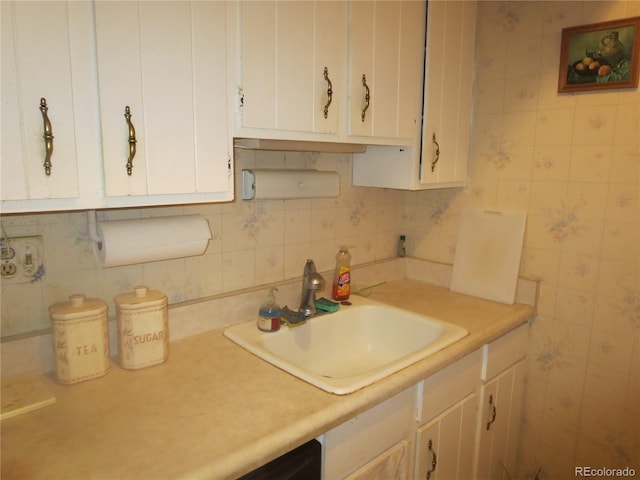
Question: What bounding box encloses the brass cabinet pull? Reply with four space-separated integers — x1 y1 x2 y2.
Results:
124 106 137 176
486 394 497 430
39 98 54 176
361 74 370 122
426 439 437 480
431 133 440 172
323 67 333 119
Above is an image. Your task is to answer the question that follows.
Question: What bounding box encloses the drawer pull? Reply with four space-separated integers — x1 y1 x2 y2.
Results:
361 74 370 122
426 439 437 479
39 98 54 176
323 67 333 119
486 394 497 430
124 106 137 176
431 132 440 172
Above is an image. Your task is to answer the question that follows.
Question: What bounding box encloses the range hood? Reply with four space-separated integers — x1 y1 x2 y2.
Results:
234 138 367 154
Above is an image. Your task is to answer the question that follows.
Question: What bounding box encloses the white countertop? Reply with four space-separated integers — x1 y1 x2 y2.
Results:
1 279 534 479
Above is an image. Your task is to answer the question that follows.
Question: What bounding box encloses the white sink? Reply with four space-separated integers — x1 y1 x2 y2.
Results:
224 299 468 394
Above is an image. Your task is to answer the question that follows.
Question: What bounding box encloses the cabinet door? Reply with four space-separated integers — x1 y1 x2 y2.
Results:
95 1 231 197
344 440 409 480
348 1 424 141
476 360 525 480
421 0 477 186
1 1 80 201
353 1 476 191
238 1 346 136
416 393 478 480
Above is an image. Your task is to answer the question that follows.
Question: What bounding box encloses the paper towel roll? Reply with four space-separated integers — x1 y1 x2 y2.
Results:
242 169 339 200
96 215 211 267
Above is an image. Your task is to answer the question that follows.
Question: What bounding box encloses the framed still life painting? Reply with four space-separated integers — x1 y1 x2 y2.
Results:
558 16 640 93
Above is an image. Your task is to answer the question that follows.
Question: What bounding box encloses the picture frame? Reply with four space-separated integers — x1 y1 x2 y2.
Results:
558 16 640 93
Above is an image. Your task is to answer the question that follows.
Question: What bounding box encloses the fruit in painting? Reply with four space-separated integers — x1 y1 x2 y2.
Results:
598 64 612 76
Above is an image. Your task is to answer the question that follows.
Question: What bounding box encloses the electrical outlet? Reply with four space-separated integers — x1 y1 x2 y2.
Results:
1 245 15 260
1 262 17 277
0 236 45 284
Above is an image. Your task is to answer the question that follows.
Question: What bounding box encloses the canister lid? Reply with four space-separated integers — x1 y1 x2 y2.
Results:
115 285 167 309
49 294 107 320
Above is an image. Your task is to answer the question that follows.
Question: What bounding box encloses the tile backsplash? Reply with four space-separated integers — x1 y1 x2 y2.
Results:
1 149 409 337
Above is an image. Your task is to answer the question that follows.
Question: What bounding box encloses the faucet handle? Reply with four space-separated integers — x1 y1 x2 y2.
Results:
304 260 324 290
304 259 317 274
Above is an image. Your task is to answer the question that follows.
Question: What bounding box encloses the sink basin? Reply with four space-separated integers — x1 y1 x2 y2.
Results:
224 299 468 394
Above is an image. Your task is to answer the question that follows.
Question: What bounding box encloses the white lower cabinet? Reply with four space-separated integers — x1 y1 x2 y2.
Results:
476 360 526 480
415 348 482 480
321 323 530 480
416 393 478 480
475 324 528 480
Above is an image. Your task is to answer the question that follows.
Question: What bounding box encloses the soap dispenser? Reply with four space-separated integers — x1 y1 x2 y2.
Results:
258 288 281 332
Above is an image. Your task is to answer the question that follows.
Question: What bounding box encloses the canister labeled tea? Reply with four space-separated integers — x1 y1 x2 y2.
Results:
115 286 168 370
49 294 110 384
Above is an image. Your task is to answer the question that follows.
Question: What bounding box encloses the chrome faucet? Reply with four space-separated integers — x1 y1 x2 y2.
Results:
299 259 325 317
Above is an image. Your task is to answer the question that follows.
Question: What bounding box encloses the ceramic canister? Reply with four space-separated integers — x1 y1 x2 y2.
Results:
49 294 110 384
115 286 169 370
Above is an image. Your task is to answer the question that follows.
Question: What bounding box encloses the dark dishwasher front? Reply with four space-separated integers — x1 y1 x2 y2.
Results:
237 439 321 480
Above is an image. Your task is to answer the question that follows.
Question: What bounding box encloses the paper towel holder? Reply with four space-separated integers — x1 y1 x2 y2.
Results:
87 210 102 249
242 169 339 200
86 210 212 267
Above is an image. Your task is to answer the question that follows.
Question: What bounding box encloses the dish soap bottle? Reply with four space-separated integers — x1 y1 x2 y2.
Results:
258 288 281 332
332 246 351 301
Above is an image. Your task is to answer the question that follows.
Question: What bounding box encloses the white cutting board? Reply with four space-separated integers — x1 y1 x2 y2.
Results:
450 209 527 304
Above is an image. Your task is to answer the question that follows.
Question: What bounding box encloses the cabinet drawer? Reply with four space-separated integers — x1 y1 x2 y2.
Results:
482 323 529 382
419 348 482 423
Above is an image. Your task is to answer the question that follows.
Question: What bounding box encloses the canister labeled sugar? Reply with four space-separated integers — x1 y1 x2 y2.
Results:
49 294 110 384
115 286 168 369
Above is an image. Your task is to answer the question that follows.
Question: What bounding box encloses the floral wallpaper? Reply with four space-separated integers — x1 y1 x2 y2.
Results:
402 1 639 477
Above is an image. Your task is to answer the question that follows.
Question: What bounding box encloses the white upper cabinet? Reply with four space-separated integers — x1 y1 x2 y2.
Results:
420 0 477 186
95 1 232 199
2 1 233 214
232 0 424 145
347 1 425 142
1 1 81 201
235 1 347 140
352 0 477 190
